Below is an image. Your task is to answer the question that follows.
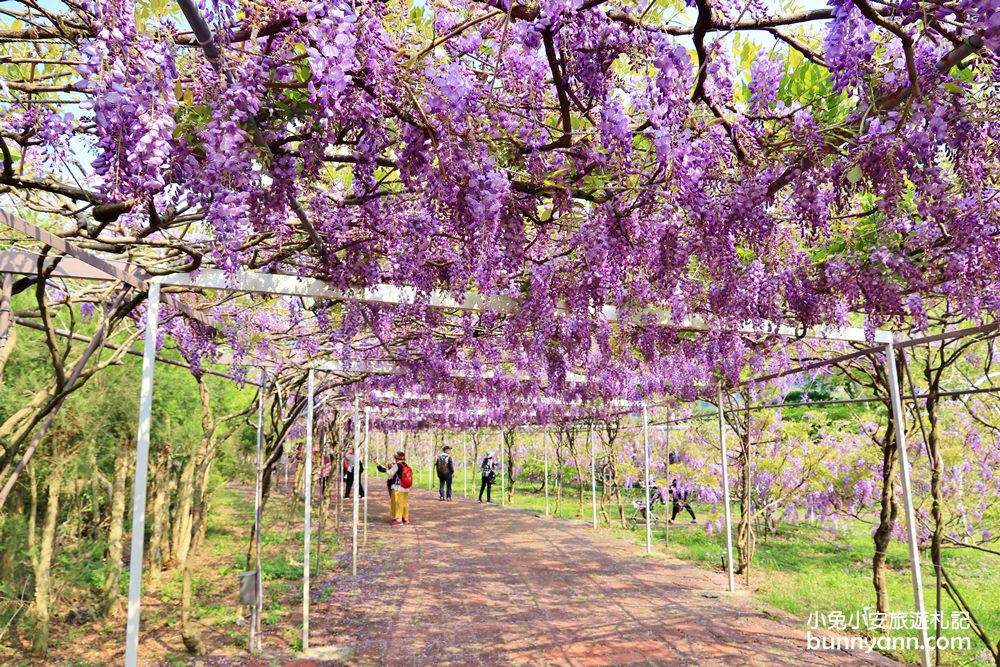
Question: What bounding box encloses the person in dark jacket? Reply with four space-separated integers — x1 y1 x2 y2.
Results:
478 452 497 503
668 478 697 523
435 445 456 501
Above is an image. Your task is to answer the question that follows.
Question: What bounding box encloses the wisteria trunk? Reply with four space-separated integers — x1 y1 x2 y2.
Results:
100 438 129 618
872 428 899 619
30 461 62 656
180 493 210 656
148 438 171 574
736 432 755 575
925 384 945 662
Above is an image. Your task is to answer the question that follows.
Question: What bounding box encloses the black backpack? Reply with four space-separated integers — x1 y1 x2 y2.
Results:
436 454 451 477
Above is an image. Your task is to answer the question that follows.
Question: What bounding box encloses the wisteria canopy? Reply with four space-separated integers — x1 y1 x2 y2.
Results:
1 0 999 424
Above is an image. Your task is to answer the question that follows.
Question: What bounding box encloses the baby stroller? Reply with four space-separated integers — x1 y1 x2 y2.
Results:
626 486 663 529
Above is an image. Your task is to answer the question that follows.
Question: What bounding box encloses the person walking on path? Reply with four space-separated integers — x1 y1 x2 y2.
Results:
668 478 697 524
379 451 412 525
343 447 365 499
436 445 456 501
478 452 498 503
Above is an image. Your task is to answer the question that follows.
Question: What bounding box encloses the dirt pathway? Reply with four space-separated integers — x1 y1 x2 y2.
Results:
301 488 899 666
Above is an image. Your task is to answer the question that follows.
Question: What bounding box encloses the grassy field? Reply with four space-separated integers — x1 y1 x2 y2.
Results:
413 465 1000 667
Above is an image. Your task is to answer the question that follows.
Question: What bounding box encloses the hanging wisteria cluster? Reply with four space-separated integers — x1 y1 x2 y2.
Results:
2 0 999 410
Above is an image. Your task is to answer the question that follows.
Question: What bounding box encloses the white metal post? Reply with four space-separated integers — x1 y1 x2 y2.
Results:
124 282 161 667
250 369 265 651
303 370 314 652
664 418 670 546
718 387 736 593
427 431 433 490
500 431 506 506
589 422 597 529
363 407 370 545
885 342 932 667
337 420 344 518
642 403 652 554
463 431 468 498
543 431 549 516
352 397 360 576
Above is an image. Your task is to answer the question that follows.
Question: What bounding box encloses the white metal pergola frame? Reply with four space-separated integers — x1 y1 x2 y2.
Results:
0 218 933 667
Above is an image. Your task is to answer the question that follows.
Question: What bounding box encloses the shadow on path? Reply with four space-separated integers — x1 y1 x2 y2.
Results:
302 489 899 667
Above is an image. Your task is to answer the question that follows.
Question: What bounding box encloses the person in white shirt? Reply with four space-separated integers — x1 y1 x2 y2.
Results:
343 448 365 499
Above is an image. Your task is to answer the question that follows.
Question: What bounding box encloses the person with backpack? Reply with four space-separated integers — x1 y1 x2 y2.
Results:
668 478 697 524
435 445 455 501
478 452 497 503
378 451 412 525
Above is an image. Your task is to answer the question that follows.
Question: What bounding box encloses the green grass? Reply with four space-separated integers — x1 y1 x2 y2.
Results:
495 482 1000 667
191 487 343 648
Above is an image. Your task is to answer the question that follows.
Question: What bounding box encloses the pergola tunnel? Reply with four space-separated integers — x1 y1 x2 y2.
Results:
1 1 999 666
4 234 998 666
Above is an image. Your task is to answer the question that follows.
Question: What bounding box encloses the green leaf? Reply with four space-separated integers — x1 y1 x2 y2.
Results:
845 164 863 184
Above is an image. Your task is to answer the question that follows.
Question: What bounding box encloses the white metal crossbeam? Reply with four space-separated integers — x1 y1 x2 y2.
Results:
367 390 638 409
0 251 890 343
162 267 887 343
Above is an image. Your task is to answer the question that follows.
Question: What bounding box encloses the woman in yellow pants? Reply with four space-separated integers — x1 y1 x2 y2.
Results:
378 451 411 525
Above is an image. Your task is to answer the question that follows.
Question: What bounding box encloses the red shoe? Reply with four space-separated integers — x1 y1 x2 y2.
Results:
402 519 409 524
391 519 403 525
